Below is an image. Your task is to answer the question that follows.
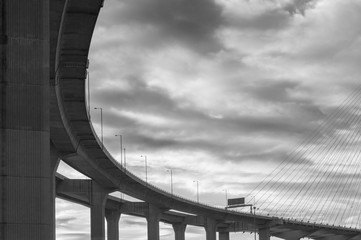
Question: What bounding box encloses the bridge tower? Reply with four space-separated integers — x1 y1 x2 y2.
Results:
0 1 56 240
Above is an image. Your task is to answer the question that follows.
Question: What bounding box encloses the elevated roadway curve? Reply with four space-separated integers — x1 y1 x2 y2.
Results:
49 0 361 239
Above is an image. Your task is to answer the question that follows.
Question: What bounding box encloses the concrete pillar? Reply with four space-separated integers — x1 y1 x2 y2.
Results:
105 210 121 240
90 182 108 240
172 223 186 240
219 232 230 240
204 217 217 240
0 1 52 240
146 204 161 240
259 227 270 240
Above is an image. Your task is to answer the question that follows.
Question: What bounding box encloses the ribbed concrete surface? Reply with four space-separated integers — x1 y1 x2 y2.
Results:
0 0 53 239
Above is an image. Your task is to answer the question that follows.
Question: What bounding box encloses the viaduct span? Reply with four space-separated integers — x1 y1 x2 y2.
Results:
1 1 361 240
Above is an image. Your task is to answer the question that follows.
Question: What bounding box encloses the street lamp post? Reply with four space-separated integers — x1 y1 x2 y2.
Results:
124 148 126 170
115 134 123 166
167 169 173 195
141 155 148 183
193 180 199 203
252 196 257 240
94 107 103 149
87 70 90 118
223 189 228 206
254 206 257 240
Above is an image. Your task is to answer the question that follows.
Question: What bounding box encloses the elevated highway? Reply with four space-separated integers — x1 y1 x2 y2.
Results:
55 174 361 240
49 1 361 239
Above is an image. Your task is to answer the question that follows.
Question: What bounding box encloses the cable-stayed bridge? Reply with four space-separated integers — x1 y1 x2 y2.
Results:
1 0 361 240
245 86 361 229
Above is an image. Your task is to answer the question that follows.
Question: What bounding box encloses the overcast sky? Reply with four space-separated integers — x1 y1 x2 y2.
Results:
56 0 361 239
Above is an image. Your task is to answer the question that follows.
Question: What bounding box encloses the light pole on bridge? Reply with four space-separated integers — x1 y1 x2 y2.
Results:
115 134 123 166
223 189 228 206
87 69 91 118
193 180 199 203
141 155 148 183
124 147 127 170
94 107 103 149
167 169 173 195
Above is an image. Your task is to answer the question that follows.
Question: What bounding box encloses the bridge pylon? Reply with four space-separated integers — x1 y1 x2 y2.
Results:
0 1 56 240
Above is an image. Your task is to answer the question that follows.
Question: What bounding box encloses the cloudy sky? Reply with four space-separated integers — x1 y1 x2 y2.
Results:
56 0 361 239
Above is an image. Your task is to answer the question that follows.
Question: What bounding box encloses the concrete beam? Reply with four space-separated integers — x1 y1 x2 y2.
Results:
184 215 205 227
317 235 356 240
56 179 92 206
161 212 186 224
347 234 361 240
57 179 91 193
120 202 149 215
222 221 255 232
105 196 125 210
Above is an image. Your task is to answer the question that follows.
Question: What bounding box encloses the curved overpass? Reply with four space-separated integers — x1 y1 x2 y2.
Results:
49 1 361 240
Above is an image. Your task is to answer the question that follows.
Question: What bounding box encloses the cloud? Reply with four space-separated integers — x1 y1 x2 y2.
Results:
98 0 225 54
91 76 327 162
57 216 78 228
56 199 90 240
122 218 147 227
224 8 291 31
185 226 205 235
283 0 319 15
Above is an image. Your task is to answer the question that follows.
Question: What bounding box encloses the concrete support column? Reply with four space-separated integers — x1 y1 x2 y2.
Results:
259 227 270 240
90 182 108 240
146 204 161 240
172 223 186 240
219 232 230 240
204 217 217 240
105 210 121 240
0 0 52 240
